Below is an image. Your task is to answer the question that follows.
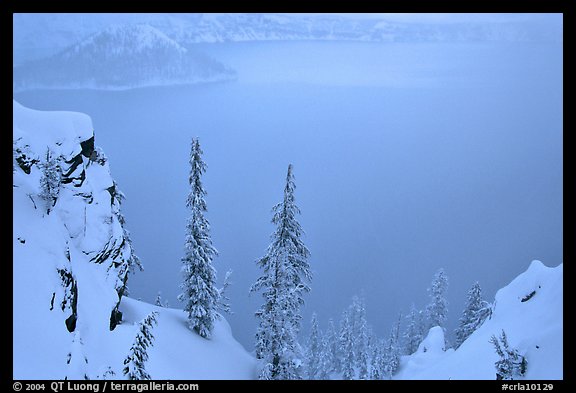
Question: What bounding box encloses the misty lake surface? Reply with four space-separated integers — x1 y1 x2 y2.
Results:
14 42 563 348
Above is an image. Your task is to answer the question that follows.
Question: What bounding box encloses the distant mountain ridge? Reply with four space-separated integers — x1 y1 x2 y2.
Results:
13 24 236 91
13 13 563 65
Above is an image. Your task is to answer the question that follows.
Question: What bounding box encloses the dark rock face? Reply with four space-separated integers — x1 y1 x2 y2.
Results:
109 307 123 331
62 153 85 186
14 148 37 174
80 136 95 158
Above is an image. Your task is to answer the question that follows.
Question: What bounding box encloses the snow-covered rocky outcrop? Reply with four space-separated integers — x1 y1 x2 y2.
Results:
13 100 255 379
13 24 236 91
397 260 563 380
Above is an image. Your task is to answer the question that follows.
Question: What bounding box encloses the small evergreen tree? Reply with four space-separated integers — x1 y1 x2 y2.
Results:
178 138 219 339
403 304 424 354
455 282 492 348
324 318 341 374
250 164 312 380
305 313 323 379
39 147 61 215
123 311 158 380
370 340 385 380
383 315 402 379
317 335 331 380
490 330 527 380
339 310 355 380
218 269 233 315
155 292 164 307
425 268 449 331
356 315 370 380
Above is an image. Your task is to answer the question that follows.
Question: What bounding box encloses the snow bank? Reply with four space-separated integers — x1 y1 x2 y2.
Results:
397 260 563 380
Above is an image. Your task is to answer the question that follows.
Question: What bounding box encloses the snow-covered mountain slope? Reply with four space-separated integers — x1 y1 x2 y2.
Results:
14 13 562 65
13 100 256 379
13 24 236 92
166 13 562 45
397 260 563 380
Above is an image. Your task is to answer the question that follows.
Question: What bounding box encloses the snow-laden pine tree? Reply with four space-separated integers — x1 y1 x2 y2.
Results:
305 313 323 379
39 147 61 215
250 164 312 380
425 268 449 331
108 180 144 330
178 138 219 339
403 304 424 355
323 318 341 374
155 292 164 307
218 269 233 315
339 309 355 380
370 339 385 380
356 315 370 380
349 296 368 366
454 281 492 348
490 330 527 380
317 335 332 380
112 183 144 281
383 314 402 379
123 311 158 380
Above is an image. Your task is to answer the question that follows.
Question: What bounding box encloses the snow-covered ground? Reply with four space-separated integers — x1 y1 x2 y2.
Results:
397 260 563 380
13 100 256 379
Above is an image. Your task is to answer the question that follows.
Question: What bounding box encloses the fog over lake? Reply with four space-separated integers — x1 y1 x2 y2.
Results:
14 40 563 349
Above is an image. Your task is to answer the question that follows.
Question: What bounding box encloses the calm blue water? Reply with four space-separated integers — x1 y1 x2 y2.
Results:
14 41 563 349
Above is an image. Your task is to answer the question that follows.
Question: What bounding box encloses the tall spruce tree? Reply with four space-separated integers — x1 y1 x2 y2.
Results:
425 268 449 331
123 311 158 380
250 164 312 380
178 138 219 339
454 282 492 348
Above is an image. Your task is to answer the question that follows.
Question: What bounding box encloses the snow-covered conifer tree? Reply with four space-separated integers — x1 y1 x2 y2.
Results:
123 311 158 380
155 292 164 307
339 310 355 380
317 335 331 380
403 304 424 354
383 314 402 379
357 314 370 380
178 138 219 339
370 340 385 380
250 164 312 380
39 147 61 215
454 281 492 348
425 268 449 330
324 318 341 374
218 269 233 315
305 313 323 379
490 330 527 380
